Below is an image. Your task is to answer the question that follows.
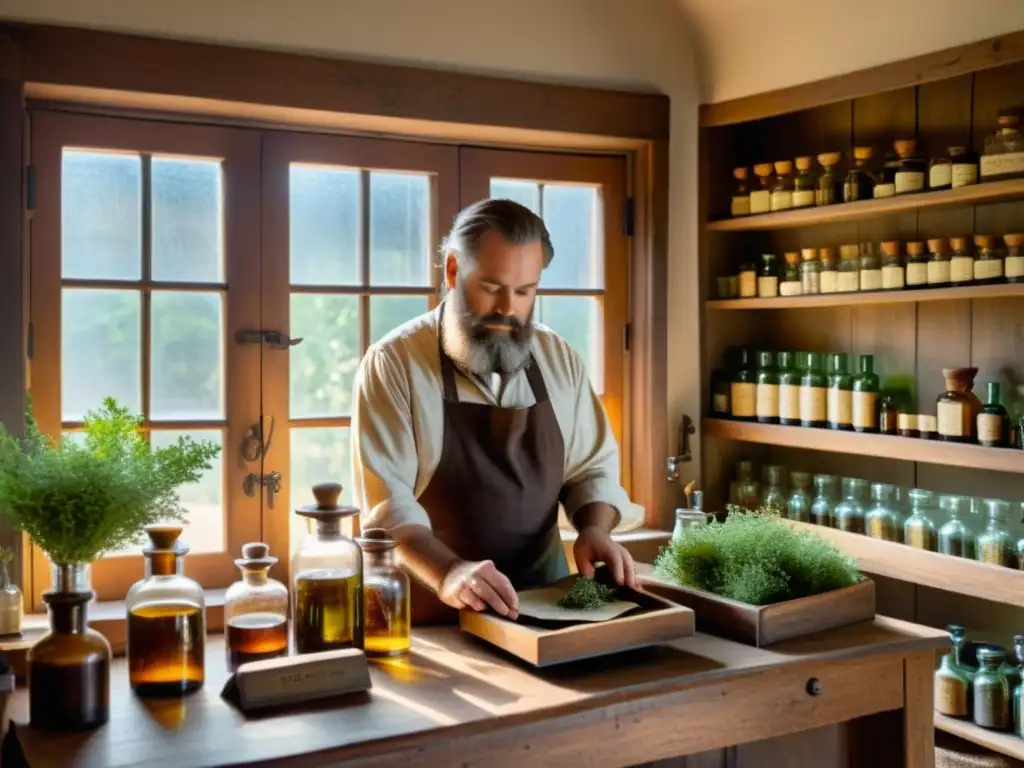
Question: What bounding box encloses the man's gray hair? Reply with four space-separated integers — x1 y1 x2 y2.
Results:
440 198 554 269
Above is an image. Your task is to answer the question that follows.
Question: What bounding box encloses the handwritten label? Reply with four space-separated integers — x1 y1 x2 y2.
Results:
950 257 974 283
738 271 758 298
770 190 793 211
731 196 750 217
757 276 779 298
937 401 967 438
873 183 896 198
980 151 1024 179
927 260 951 285
799 386 826 424
756 383 779 419
779 281 802 296
779 385 800 421
827 389 853 427
749 190 771 215
792 190 815 208
895 171 924 194
906 262 928 287
952 164 978 187
836 272 860 293
929 163 952 189
974 259 1004 280
731 382 756 419
1006 256 1024 279
859 269 883 291
852 391 878 430
978 413 1004 444
713 393 729 414
881 265 905 290
819 271 839 294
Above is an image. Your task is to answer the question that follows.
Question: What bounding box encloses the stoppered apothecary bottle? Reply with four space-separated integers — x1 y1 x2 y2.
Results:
827 353 853 431
844 147 875 202
357 529 411 657
905 241 929 289
755 351 779 425
938 495 976 559
816 152 840 206
978 381 1010 448
974 235 1005 284
750 163 774 214
800 248 820 294
904 489 938 551
731 168 751 217
977 499 1014 568
293 483 365 654
949 237 975 287
126 526 205 696
951 146 980 188
980 110 1024 182
762 465 787 513
758 253 780 298
929 148 953 191
974 648 1012 730
879 394 899 435
935 624 973 718
893 139 925 195
852 355 880 433
865 483 902 542
874 150 898 198
738 258 758 298
859 242 883 292
937 367 981 443
799 352 827 428
224 543 289 672
777 351 801 427
835 478 869 534
730 349 756 422
792 157 816 208
926 239 952 287
880 241 905 290
786 472 812 522
1005 234 1024 283
780 251 802 296
771 160 794 211
837 245 860 293
810 474 838 528
819 247 839 294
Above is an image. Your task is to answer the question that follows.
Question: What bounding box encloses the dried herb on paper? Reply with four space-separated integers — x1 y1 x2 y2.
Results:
556 577 615 610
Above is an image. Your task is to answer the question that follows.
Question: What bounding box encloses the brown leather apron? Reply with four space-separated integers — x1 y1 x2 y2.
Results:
409 317 570 624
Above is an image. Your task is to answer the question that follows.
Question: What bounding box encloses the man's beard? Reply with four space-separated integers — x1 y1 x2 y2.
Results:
442 282 534 377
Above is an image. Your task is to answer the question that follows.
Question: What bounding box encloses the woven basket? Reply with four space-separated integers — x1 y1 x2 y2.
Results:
936 730 1024 768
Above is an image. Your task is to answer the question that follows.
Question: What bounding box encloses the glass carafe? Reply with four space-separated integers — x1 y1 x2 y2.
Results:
224 542 289 672
835 478 868 534
865 483 902 542
125 526 205 696
977 499 1014 568
903 489 938 551
292 482 364 654
938 495 975 559
357 528 411 657
810 474 837 528
974 648 1011 730
935 624 973 718
761 465 787 513
786 471 812 522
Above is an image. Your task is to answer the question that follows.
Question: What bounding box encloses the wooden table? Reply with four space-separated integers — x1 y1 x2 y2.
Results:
2 618 946 768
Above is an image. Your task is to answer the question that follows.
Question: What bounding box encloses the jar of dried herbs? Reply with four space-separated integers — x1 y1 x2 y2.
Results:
973 235 1005 284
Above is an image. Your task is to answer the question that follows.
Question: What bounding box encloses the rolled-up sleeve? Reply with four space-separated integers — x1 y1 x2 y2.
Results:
350 344 432 533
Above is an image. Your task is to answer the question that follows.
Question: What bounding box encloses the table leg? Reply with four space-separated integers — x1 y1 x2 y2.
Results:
904 651 935 768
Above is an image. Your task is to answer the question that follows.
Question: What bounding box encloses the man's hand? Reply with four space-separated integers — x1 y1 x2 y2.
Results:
440 559 520 619
573 525 637 589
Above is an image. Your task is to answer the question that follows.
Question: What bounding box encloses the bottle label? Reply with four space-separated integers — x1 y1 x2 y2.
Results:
980 151 1024 179
770 190 793 211
895 170 924 194
978 413 1004 443
836 272 860 292
935 675 969 717
859 269 883 291
820 271 838 294
950 256 974 282
906 262 929 286
975 258 1004 280
952 164 978 187
852 391 878 430
827 389 853 426
927 260 951 285
731 196 750 217
713 393 729 414
779 384 800 421
749 190 771 215
881 265 905 289
792 190 815 208
873 183 896 198
757 276 779 298
1006 256 1024 278
937 401 966 438
799 386 826 423
929 163 952 189
756 383 779 419
779 281 802 297
739 270 758 298
731 382 756 418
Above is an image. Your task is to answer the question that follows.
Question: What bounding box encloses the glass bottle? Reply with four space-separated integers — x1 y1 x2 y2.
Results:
837 244 860 293
926 238 952 287
844 146 875 202
755 350 779 425
224 542 289 672
893 139 925 195
903 489 938 551
786 471 812 522
816 152 840 206
935 624 973 718
819 246 839 294
905 241 929 289
0 555 22 636
792 156 816 208
800 248 821 295
771 160 794 211
879 394 899 435
810 474 838 528
880 241 905 291
800 351 827 428
750 163 774 215
1000 233 1024 284
938 495 976 559
293 482 365 654
738 258 758 298
874 149 899 198
126 526 205 696
827 352 853 431
673 491 708 542
777 351 801 427
730 348 756 422
357 528 411 657
950 146 980 188
731 167 750 217
865 483 902 542
858 242 883 292
1004 638 1023 695
974 234 1005 284
978 381 1010 448
761 465 787 513
711 363 731 418
780 251 802 296
898 413 919 438
835 478 869 534
977 500 1014 568
27 564 110 731
1015 636 1024 736
918 414 937 440
758 253 780 298
974 648 1011 730
852 354 880 433
980 110 1024 182
949 237 975 287
929 148 953 191
937 366 981 443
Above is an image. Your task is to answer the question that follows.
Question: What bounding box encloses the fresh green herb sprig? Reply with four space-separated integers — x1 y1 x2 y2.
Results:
557 577 615 610
0 546 12 566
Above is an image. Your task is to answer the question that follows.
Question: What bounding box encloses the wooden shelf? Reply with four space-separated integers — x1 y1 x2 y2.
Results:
707 178 1024 232
703 419 1024 475
935 713 1024 761
779 520 1024 608
708 282 1024 310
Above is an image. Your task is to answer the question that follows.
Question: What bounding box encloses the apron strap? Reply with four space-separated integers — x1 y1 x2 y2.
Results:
524 358 550 403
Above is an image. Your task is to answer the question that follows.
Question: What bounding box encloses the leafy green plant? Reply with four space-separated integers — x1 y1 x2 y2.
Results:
0 546 12 566
557 577 615 610
0 398 220 564
653 507 861 606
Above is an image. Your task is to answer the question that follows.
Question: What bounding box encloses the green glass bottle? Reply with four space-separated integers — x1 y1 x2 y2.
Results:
777 351 801 427
978 381 1010 447
730 349 756 422
827 353 854 431
799 352 828 428
852 355 880 433
935 624 972 718
755 351 779 425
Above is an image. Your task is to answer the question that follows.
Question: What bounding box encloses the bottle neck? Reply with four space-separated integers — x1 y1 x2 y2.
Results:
146 552 184 577
243 568 271 586
367 549 396 569
48 598 89 634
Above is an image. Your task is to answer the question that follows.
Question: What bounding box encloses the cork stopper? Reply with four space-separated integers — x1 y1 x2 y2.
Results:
1004 233 1024 248
893 138 917 158
356 527 399 552
784 251 800 266
800 248 818 262
774 160 793 175
907 241 925 256
942 367 978 393
235 541 278 570
897 413 917 431
819 246 836 265
880 241 901 257
974 234 997 249
817 152 841 168
296 482 359 525
949 237 968 251
853 146 873 162
997 110 1021 127
753 163 774 178
926 238 947 254
144 525 184 551
839 244 859 259
733 167 748 180
794 156 812 171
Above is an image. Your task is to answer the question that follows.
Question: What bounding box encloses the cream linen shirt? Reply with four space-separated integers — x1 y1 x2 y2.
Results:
350 305 638 536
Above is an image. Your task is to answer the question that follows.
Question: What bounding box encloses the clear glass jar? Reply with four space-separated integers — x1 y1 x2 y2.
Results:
977 499 1014 568
837 244 861 293
938 495 975 559
292 482 365 654
730 348 756 421
125 526 206 695
981 110 1024 182
893 138 925 195
731 167 750 217
926 238 952 287
793 156 816 208
827 352 853 431
935 624 973 717
0 557 22 636
875 149 899 198
858 242 883 292
738 258 758 299
758 253 780 298
800 248 821 294
755 350 779 425
929 148 953 191
904 489 938 551
835 478 869 534
865 483 902 542
880 240 904 290
750 163 774 215
800 351 828 428
844 146 875 202
224 543 289 672
819 246 839 294
974 234 1005 284
771 160 794 211
780 251 802 296
950 146 980 188
974 648 1012 730
761 465 787 513
1005 234 1024 283
810 474 838 528
816 152 840 206
786 471 812 522
905 241 929 289
357 528 411 657
949 236 975 287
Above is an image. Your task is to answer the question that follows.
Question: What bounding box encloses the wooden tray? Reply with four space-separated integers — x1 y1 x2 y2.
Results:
459 585 694 667
639 570 875 647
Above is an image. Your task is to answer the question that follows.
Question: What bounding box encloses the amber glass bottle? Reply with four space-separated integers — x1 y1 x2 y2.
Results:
937 367 982 443
357 529 411 657
224 543 289 672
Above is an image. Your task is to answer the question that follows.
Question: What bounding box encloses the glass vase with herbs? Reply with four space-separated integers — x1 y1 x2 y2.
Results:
834 478 869 535
977 500 1015 568
786 472 812 523
819 247 839 294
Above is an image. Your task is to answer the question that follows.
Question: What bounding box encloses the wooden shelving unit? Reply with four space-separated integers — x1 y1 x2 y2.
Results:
704 419 1024 474
935 714 1024 761
708 282 1024 311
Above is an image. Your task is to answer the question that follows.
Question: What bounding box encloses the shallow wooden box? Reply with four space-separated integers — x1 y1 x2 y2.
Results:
459 585 695 667
639 571 876 647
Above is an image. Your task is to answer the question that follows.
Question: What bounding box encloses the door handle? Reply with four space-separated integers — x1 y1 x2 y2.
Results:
234 329 303 349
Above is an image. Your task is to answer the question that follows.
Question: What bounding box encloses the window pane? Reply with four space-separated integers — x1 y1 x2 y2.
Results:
370 172 430 287
535 296 602 394
290 427 351 550
290 165 360 286
540 184 601 289
290 294 360 418
490 179 539 214
62 289 141 421
369 295 429 345
62 150 142 280
152 157 224 283
150 291 224 421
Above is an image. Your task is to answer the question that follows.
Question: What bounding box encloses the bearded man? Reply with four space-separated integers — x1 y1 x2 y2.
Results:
351 198 637 624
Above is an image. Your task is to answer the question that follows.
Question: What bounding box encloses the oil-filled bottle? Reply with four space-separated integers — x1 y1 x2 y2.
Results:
224 542 289 671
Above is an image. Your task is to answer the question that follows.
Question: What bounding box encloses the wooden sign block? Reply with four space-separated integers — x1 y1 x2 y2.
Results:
221 648 372 712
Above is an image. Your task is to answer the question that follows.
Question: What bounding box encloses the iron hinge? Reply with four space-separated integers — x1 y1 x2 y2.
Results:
622 196 635 237
25 165 35 211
